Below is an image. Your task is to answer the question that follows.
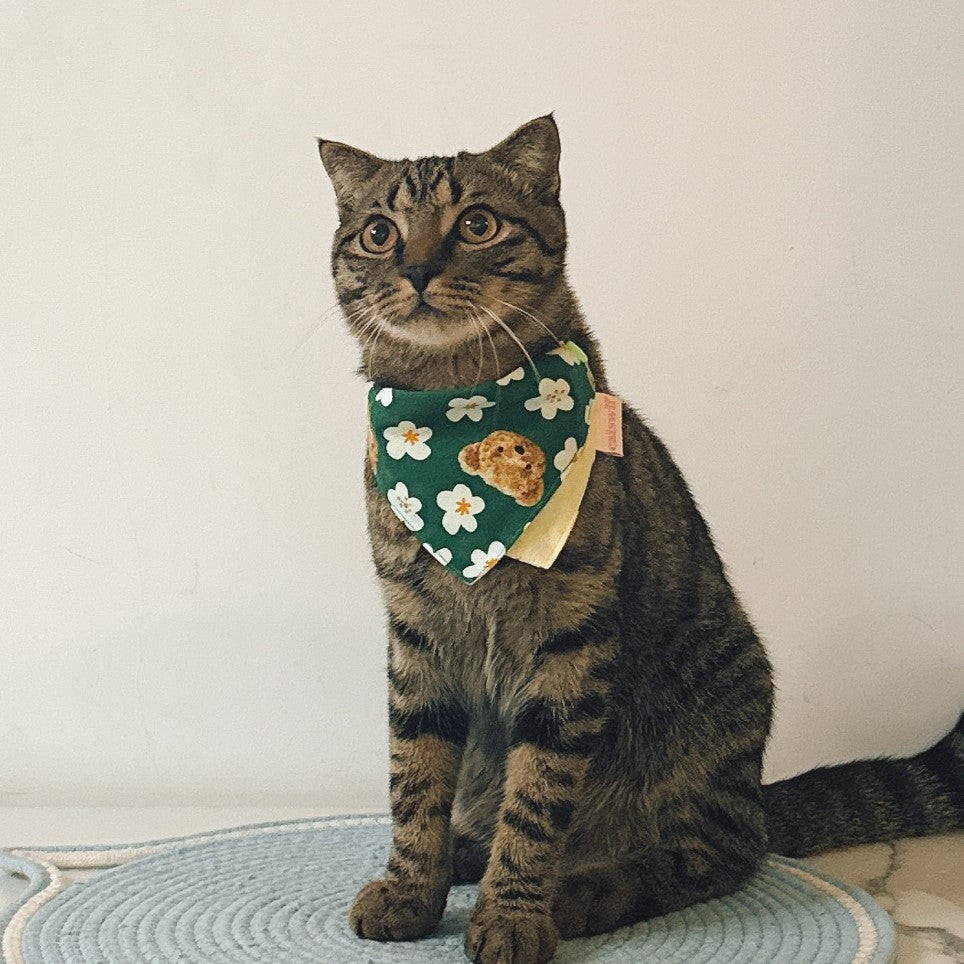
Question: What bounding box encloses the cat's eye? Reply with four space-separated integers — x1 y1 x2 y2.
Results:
458 207 499 244
360 217 399 254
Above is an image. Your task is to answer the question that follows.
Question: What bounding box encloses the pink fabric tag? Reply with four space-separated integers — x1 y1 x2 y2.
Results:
593 393 624 456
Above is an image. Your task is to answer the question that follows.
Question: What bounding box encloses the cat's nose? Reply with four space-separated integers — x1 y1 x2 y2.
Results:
401 264 437 295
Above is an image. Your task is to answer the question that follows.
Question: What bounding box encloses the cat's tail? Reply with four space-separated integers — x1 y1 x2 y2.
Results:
762 711 963 857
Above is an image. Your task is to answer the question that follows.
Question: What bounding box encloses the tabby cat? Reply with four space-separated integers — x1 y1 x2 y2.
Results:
317 116 962 964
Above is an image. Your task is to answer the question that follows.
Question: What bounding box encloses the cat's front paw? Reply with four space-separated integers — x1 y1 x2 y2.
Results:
349 877 443 941
465 896 558 964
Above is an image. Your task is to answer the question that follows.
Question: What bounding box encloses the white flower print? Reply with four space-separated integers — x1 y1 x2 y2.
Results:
375 387 393 406
446 394 495 423
422 543 453 566
437 483 485 535
548 343 581 366
496 366 524 386
554 437 579 478
524 377 574 420
383 420 433 460
585 400 593 426
386 482 424 532
462 541 507 580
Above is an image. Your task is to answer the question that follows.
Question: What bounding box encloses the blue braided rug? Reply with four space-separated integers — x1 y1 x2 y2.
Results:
0 814 895 963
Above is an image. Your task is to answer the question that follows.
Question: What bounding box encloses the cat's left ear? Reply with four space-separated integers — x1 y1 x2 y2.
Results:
485 114 561 199
317 139 385 211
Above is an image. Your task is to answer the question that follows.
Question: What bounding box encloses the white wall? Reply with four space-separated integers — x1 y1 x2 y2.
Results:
1 1 960 809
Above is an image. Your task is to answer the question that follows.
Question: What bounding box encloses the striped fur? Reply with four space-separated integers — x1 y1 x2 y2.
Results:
319 116 963 964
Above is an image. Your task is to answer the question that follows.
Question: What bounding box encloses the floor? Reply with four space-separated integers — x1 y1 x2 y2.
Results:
1 809 961 962
806 835 963 964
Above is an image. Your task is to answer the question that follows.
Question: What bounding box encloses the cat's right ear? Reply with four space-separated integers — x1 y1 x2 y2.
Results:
317 139 385 212
485 115 561 199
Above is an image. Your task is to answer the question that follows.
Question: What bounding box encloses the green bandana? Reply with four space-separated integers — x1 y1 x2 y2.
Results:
368 342 596 583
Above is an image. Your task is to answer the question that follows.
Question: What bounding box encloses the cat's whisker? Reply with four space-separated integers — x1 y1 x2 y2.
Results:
348 293 402 340
288 302 354 358
346 291 393 323
356 305 387 337
361 295 415 376
479 311 502 378
288 320 325 359
485 295 564 347
355 319 382 352
318 302 347 324
347 307 385 347
348 302 391 381
345 307 374 330
349 300 385 323
475 303 540 381
355 323 378 357
365 324 386 381
470 314 485 389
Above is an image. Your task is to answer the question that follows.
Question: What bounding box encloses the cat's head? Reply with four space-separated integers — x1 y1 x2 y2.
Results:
318 116 576 389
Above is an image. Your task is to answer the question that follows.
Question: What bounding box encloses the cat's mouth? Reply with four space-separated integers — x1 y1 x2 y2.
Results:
407 296 443 319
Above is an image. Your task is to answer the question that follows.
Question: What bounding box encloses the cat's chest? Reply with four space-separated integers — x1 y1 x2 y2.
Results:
369 485 550 674
387 538 556 710
367 473 622 717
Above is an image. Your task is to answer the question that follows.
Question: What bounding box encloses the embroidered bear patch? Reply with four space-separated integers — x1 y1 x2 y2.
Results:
458 430 547 507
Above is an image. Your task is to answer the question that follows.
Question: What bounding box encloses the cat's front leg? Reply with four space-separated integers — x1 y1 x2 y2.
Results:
350 618 468 941
465 626 616 964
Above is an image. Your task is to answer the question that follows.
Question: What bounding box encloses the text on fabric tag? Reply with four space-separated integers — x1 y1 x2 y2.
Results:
592 393 624 456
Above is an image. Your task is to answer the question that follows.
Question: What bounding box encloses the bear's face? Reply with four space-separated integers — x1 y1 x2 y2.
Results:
459 430 546 507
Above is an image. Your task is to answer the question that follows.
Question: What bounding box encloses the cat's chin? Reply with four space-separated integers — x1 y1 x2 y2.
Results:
375 314 482 353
